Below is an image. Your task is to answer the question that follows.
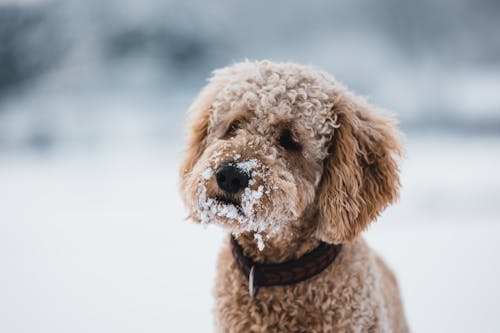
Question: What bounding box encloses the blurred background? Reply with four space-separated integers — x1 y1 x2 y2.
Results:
0 0 499 332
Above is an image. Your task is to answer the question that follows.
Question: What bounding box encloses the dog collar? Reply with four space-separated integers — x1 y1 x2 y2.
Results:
230 235 342 297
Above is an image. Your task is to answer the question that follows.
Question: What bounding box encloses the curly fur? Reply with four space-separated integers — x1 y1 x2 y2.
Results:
179 60 409 332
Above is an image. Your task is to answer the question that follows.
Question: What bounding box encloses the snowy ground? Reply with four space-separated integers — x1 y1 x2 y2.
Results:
1 134 499 333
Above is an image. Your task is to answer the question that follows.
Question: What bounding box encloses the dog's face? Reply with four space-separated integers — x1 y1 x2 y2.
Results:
180 61 402 247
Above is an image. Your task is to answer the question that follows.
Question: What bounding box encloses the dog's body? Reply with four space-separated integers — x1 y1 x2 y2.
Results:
180 61 409 332
215 237 407 333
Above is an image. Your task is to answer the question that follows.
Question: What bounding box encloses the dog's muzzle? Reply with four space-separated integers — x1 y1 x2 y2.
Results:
216 163 250 194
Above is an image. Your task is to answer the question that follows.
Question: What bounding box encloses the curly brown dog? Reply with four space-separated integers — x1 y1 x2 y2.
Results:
179 60 409 332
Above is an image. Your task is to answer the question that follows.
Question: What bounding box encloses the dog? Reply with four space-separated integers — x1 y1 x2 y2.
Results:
179 60 409 332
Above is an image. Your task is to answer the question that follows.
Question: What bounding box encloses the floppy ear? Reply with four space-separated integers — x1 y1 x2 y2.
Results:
179 82 220 202
316 92 403 244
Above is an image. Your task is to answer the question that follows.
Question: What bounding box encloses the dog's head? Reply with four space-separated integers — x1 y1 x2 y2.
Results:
179 61 402 247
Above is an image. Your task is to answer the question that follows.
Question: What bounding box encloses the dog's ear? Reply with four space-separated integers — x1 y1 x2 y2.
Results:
179 83 220 199
316 92 403 244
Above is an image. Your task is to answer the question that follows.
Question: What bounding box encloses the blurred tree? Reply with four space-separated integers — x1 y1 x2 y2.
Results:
0 4 67 99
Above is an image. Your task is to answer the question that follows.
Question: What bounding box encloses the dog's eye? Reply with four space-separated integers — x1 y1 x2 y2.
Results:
279 129 301 151
225 120 241 136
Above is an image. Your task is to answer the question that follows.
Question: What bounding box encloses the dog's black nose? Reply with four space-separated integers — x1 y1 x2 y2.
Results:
216 163 249 194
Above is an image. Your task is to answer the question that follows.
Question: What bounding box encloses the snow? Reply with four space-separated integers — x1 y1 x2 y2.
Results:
0 135 499 333
236 160 258 173
201 168 213 180
254 233 265 252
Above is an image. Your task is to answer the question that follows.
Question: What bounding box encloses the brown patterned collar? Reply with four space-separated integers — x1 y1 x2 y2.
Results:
230 236 342 297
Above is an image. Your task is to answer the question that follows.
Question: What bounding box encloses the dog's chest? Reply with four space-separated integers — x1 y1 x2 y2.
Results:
214 245 383 333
